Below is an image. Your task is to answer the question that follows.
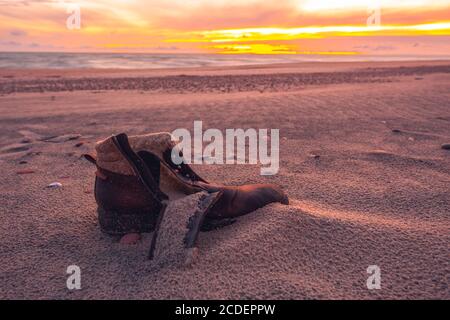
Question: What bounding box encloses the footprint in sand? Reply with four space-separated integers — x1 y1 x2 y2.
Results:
0 130 82 160
18 130 81 143
0 130 43 158
17 130 45 142
42 134 81 143
391 128 449 140
0 143 30 154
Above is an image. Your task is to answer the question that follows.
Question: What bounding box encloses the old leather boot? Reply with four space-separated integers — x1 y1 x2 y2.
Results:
84 132 288 237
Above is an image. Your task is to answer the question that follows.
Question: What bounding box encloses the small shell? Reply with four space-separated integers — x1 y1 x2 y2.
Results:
47 182 62 188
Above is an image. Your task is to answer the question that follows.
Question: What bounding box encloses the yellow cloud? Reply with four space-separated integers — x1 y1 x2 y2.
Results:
210 44 298 54
209 43 359 55
168 22 450 45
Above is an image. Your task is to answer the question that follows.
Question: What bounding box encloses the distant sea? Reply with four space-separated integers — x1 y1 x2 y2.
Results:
1 52 449 69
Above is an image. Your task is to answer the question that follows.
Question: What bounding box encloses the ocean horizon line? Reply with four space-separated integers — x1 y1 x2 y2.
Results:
1 51 450 69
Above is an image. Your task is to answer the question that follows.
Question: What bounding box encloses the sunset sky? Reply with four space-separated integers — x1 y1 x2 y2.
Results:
1 0 450 55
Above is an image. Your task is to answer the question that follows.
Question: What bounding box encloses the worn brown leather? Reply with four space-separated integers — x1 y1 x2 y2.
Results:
195 182 289 219
85 132 289 236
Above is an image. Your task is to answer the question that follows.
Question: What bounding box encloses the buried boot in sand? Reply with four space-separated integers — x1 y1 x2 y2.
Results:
84 132 288 263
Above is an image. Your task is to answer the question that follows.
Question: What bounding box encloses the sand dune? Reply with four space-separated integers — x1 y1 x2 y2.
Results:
0 61 449 299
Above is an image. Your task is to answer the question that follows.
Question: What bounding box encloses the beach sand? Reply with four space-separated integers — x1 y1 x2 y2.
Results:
0 61 449 299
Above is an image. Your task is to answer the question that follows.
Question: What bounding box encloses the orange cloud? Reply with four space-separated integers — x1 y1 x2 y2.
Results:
0 0 449 55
